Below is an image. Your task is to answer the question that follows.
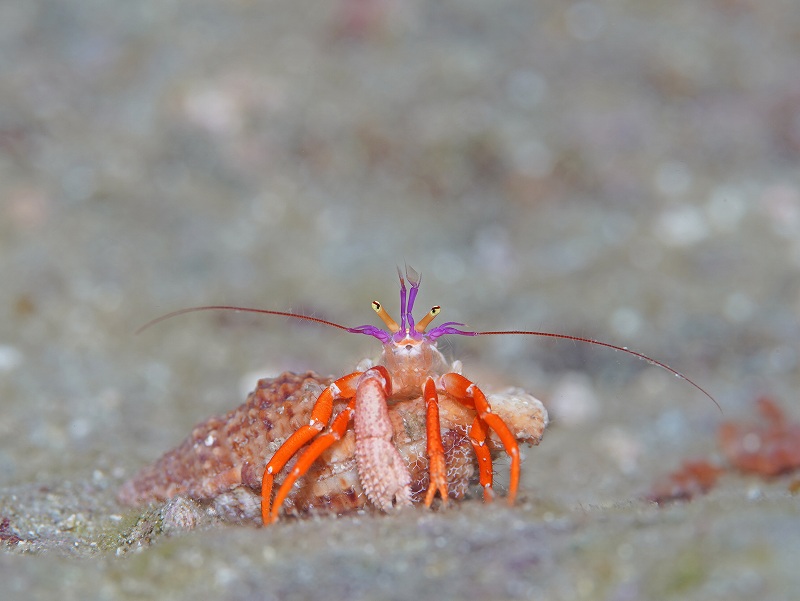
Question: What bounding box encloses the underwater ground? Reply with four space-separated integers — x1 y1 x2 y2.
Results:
1 1 799 599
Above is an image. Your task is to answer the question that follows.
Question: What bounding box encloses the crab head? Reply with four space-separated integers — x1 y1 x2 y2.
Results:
347 267 476 391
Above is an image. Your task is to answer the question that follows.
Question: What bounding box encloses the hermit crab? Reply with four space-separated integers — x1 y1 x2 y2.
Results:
120 267 715 525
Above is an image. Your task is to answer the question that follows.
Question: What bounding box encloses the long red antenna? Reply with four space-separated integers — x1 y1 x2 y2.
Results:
135 305 352 335
136 300 719 410
476 329 720 411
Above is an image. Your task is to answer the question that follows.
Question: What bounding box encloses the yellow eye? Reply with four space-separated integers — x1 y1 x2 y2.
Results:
372 300 400 333
415 306 441 333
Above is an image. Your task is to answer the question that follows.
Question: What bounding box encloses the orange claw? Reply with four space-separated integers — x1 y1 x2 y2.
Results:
269 398 357 522
261 370 363 525
439 372 520 505
423 377 448 507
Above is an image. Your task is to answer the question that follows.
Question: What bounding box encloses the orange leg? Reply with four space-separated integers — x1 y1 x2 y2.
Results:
268 398 357 523
438 372 520 505
422 377 448 507
261 371 362 525
469 414 495 502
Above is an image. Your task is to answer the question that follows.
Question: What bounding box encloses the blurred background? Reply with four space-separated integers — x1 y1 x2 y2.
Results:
1 0 799 597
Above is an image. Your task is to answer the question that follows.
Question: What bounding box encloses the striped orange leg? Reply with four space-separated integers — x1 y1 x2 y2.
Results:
261 371 362 525
422 377 448 507
468 414 495 502
268 398 357 523
438 373 520 505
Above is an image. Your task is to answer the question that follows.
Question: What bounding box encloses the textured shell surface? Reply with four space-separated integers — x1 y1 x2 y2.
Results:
119 370 548 522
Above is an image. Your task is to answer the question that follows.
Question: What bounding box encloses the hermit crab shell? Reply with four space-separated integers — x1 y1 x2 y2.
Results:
118 371 548 522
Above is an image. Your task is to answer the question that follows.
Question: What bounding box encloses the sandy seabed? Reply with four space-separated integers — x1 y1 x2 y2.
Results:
1 1 799 599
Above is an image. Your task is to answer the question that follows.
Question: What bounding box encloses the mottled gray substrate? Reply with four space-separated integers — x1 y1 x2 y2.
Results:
2 0 799 599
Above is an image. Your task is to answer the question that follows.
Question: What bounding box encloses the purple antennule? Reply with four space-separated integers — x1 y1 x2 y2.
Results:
406 271 421 321
403 265 422 337
427 322 478 341
348 324 392 343
391 325 423 343
396 267 408 332
406 312 416 333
